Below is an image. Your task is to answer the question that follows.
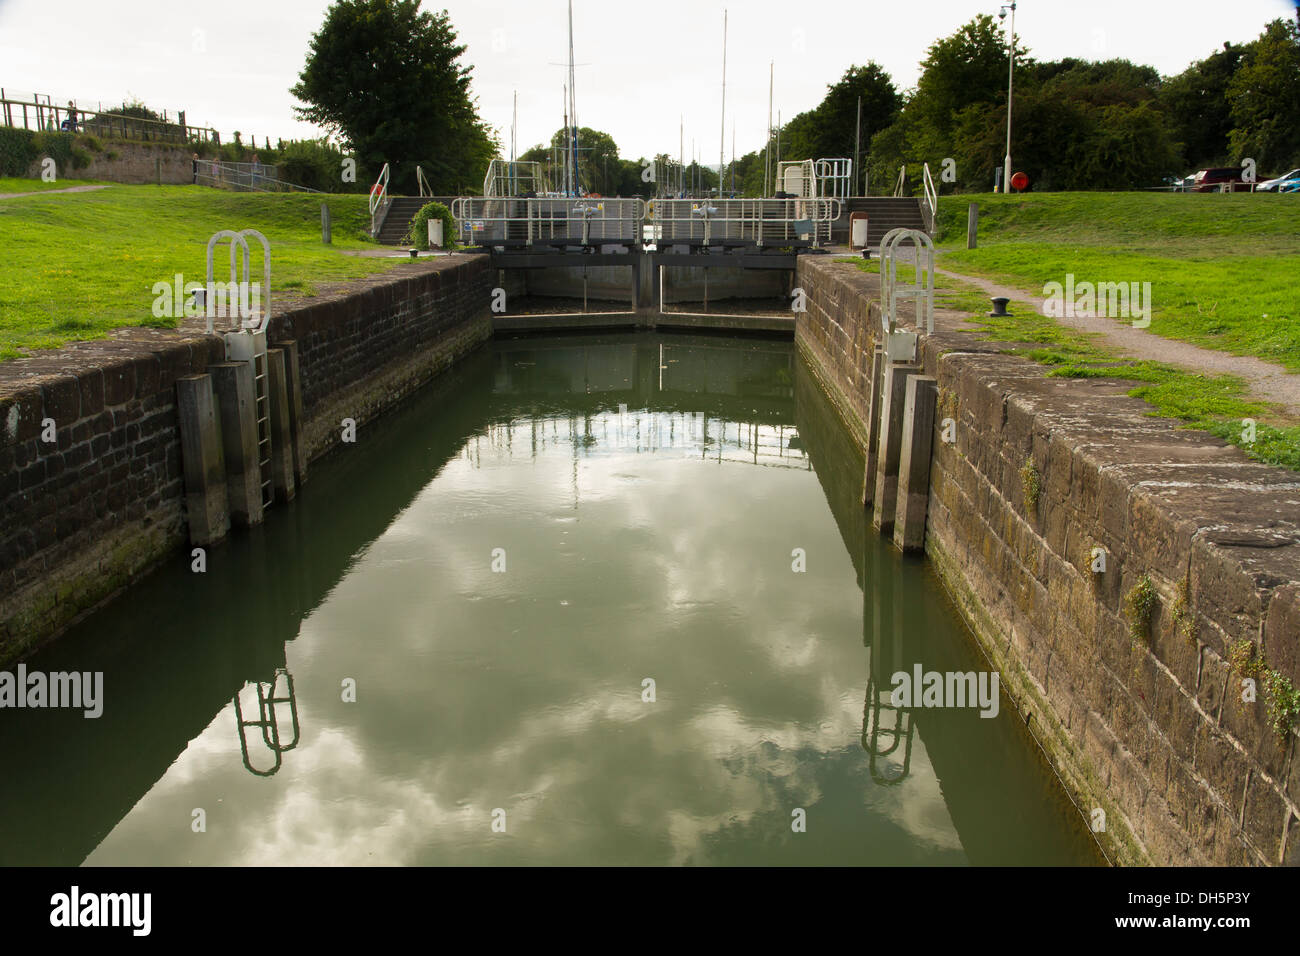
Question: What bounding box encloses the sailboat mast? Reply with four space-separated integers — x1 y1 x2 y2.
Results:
719 9 727 198
568 0 579 196
765 62 773 196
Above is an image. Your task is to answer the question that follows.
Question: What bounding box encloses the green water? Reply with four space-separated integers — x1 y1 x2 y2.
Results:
0 333 1100 866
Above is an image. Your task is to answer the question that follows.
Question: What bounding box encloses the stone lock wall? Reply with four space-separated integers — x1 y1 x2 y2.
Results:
795 255 1300 866
0 255 494 664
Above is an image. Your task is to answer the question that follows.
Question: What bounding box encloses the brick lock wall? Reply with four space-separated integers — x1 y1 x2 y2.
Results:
795 255 1300 866
0 255 494 663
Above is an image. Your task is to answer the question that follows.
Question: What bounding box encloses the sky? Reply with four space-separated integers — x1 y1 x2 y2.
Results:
1 0 1296 163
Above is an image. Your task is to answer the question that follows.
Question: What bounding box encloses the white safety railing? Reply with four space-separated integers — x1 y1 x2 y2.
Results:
814 158 854 200
450 197 646 246
369 162 390 236
416 165 432 198
892 165 907 198
194 160 320 194
922 162 937 235
650 198 841 247
483 159 548 199
879 227 935 363
776 159 815 199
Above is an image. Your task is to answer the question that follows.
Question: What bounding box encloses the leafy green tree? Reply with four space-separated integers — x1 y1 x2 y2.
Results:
290 0 497 195
868 15 1027 192
1160 43 1243 169
1227 18 1300 172
910 15 1025 142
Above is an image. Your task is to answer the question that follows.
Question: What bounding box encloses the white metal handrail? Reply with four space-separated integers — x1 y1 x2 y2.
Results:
892 165 907 198
776 159 815 198
194 159 320 194
814 158 853 200
483 158 548 198
922 162 937 235
651 198 841 247
416 165 432 198
450 197 646 246
369 162 390 236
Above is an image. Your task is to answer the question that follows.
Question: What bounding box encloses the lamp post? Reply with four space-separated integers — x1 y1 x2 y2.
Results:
999 2 1017 193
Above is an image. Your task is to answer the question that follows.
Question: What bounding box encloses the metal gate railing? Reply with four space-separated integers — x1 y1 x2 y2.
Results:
649 198 841 246
451 197 645 246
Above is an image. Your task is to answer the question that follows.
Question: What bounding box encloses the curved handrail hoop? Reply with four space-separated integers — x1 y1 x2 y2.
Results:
879 227 935 338
204 228 272 334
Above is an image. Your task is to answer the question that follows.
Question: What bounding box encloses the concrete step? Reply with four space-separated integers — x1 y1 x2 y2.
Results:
375 196 434 244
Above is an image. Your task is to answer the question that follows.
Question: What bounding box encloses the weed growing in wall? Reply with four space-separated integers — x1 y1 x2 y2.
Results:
1123 574 1157 644
1229 639 1261 677
1171 576 1195 645
1227 640 1298 739
1020 457 1041 514
1261 670 1300 739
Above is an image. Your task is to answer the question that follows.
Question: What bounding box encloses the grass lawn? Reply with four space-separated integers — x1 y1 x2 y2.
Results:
934 192 1300 372
835 255 1299 471
0 183 405 358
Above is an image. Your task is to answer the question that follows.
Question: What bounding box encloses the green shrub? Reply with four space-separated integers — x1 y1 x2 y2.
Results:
0 127 39 176
406 201 457 250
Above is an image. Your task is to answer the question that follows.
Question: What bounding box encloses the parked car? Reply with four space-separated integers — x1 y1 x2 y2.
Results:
1192 167 1252 192
1257 168 1300 192
1281 179 1300 194
1169 174 1197 192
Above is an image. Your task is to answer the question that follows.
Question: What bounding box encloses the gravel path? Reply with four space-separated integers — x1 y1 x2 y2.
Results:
0 184 112 200
936 265 1300 418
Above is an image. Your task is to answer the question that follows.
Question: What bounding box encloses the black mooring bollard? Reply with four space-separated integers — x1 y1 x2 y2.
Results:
989 296 1011 317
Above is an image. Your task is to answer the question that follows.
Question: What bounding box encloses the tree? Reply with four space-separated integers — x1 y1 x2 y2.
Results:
290 0 497 195
1159 43 1243 168
867 15 1028 192
1228 18 1300 172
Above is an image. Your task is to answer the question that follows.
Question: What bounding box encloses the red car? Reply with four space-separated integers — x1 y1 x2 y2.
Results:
1192 167 1253 192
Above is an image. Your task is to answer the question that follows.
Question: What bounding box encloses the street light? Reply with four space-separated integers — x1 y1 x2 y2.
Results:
998 2 1017 193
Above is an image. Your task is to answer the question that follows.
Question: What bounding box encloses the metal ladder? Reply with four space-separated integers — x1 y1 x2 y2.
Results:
250 338 274 509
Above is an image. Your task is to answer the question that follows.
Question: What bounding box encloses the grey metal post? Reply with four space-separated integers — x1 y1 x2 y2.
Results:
967 203 979 249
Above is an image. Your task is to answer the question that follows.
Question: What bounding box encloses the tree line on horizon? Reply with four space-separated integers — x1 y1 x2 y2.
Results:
286 2 1298 197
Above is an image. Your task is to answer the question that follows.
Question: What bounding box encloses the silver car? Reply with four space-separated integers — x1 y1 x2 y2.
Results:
1256 168 1300 192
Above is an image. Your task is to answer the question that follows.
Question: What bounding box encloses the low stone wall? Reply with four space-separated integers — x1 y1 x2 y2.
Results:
27 140 196 185
795 255 1300 866
0 255 492 663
